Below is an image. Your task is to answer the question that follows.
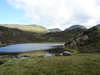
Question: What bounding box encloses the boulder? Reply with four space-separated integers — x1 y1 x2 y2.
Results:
62 51 72 56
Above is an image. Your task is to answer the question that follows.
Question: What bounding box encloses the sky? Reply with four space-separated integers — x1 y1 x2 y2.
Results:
0 0 100 30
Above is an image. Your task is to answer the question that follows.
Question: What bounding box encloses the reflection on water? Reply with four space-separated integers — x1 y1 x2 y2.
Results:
0 43 64 53
44 53 55 57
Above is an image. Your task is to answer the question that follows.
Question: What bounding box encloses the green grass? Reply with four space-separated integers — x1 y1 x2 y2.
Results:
0 43 7 47
18 50 46 57
0 53 100 75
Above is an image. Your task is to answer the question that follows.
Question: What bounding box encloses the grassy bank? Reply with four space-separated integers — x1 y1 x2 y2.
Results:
18 50 46 57
0 53 100 75
0 43 7 47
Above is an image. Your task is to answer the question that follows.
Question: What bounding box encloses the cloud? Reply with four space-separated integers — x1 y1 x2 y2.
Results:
7 0 100 29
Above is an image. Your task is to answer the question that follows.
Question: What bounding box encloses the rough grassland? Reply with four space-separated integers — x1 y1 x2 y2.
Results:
0 53 100 75
3 24 49 33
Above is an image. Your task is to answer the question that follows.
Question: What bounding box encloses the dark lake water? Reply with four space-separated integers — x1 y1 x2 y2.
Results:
0 43 64 53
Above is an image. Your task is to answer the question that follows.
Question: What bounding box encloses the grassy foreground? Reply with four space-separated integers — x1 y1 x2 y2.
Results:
0 53 100 75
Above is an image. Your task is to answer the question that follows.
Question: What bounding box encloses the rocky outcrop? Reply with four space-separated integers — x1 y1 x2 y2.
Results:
47 46 72 56
65 24 100 53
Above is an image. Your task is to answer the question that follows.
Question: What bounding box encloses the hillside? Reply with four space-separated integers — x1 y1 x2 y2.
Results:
0 25 87 45
0 26 48 45
45 25 86 42
1 24 49 33
65 24 100 53
66 25 86 30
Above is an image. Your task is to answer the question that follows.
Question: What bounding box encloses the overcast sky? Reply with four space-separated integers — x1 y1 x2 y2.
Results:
0 0 100 30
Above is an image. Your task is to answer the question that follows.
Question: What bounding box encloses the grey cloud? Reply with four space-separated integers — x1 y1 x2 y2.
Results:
7 0 100 29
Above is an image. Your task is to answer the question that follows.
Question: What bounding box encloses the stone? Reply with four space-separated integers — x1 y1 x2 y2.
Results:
63 51 72 56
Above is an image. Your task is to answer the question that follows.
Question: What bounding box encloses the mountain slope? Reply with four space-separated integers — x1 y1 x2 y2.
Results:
66 25 86 30
0 24 87 45
45 25 86 42
0 26 48 45
65 24 100 53
1 24 49 33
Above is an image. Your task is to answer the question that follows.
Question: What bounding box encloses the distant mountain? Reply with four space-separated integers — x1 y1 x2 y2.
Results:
45 25 86 42
66 25 87 30
0 24 49 33
65 24 100 53
49 28 62 32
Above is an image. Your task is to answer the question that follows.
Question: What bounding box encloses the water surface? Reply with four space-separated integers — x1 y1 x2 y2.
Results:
0 43 64 53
